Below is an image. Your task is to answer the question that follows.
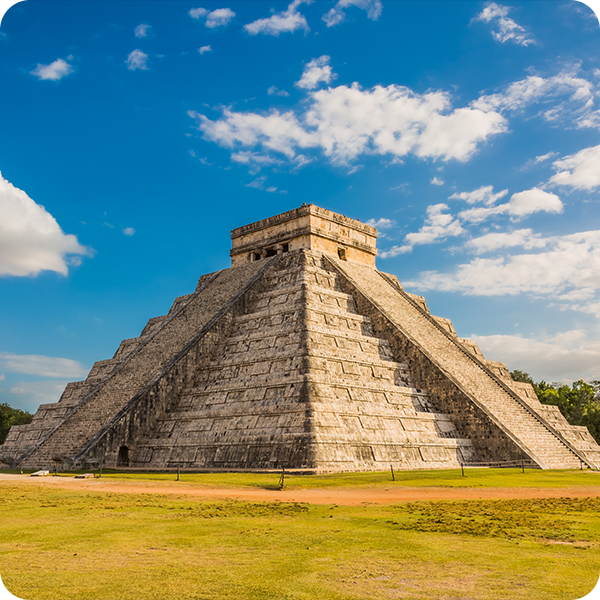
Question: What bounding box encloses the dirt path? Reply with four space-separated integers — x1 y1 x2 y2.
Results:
2 473 599 505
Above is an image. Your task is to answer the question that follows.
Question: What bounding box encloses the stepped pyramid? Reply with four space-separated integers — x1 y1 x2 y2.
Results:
3 205 600 471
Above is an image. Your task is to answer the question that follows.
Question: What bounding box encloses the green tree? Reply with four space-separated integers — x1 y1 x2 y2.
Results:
0 403 33 444
509 370 534 385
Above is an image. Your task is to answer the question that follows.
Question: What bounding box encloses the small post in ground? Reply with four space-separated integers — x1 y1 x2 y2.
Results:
177 465 180 481
278 467 285 490
461 463 465 477
390 465 395 481
521 459 525 473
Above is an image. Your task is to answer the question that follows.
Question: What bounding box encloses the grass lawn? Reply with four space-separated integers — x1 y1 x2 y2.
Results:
0 469 599 600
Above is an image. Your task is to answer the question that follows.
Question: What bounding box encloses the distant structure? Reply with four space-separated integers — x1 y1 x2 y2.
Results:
2 205 599 471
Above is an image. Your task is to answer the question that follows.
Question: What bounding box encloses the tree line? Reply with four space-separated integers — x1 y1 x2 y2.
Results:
510 370 600 445
0 403 33 445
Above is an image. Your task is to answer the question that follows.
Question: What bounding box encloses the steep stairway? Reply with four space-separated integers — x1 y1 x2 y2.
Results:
327 257 588 469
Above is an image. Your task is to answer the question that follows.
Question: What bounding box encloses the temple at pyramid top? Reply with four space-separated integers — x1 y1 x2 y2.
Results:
231 203 378 267
2 204 600 473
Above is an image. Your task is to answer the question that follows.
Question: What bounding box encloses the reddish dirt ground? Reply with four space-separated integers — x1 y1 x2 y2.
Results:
1 473 599 505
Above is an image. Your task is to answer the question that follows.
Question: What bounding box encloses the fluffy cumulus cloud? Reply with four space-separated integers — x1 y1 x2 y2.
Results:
189 7 235 27
192 82 507 167
122 227 136 236
198 45 212 55
189 7 208 19
472 2 535 46
464 229 546 254
134 23 150 38
295 56 336 90
449 185 508 205
0 172 92 277
322 0 383 27
549 144 600 190
126 49 148 70
30 57 73 81
471 330 600 382
458 188 563 223
405 230 600 308
0 353 88 378
206 8 235 28
380 204 465 258
244 0 310 36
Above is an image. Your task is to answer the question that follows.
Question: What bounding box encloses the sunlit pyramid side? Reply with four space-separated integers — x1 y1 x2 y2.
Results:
3 204 599 471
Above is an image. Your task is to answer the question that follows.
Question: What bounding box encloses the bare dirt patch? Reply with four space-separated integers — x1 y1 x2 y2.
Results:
2 473 599 505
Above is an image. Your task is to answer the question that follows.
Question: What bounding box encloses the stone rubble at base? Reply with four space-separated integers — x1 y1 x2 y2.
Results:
2 204 599 472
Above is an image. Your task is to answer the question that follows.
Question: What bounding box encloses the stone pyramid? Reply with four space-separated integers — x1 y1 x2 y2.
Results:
3 205 599 471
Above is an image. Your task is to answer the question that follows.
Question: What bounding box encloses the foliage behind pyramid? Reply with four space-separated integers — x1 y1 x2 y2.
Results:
2 205 599 471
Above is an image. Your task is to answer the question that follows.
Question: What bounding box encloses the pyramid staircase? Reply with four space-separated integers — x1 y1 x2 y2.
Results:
133 251 476 470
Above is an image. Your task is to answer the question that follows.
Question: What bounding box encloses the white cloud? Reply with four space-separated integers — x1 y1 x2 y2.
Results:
548 144 600 190
431 176 444 186
322 0 383 27
365 218 395 230
473 69 598 130
189 7 208 19
245 176 278 193
126 49 148 70
472 2 535 46
0 172 92 277
198 45 212 54
0 374 5 381
296 56 336 90
122 227 136 236
0 353 88 378
134 23 151 38
380 187 563 261
534 151 558 164
268 86 290 97
9 380 71 406
471 330 600 382
191 82 507 166
406 230 600 302
379 244 412 259
404 203 466 247
449 185 508 205
506 188 563 217
30 58 73 81
188 108 316 159
464 228 547 254
458 188 562 223
231 151 284 172
205 8 235 28
244 0 310 36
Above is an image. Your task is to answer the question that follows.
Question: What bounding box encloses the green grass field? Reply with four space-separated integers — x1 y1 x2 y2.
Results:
1 469 599 600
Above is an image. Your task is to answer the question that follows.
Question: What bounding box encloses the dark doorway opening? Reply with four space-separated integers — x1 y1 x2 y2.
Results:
117 446 129 467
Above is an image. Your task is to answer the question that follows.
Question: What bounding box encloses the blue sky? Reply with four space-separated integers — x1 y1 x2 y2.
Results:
0 0 599 413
